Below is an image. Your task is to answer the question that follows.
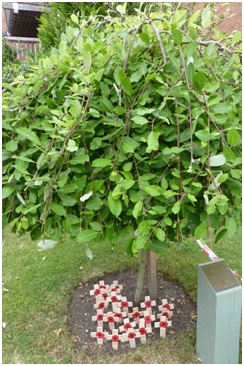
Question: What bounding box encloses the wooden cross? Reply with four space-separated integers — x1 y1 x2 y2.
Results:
98 280 109 290
90 281 109 296
113 307 127 323
159 299 174 309
92 310 104 327
106 328 126 350
140 296 157 315
135 320 152 344
158 299 174 319
118 296 133 315
93 295 108 310
91 326 108 345
119 317 136 333
154 315 172 338
110 280 123 294
142 310 156 332
107 291 122 312
128 307 143 324
122 330 137 348
90 284 102 297
103 312 116 330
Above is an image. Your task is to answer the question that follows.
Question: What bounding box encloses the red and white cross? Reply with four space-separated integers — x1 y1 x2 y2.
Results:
91 326 108 345
154 315 172 338
140 296 156 315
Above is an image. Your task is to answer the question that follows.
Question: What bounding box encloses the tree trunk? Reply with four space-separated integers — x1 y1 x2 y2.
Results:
147 250 157 300
134 249 158 304
134 248 147 304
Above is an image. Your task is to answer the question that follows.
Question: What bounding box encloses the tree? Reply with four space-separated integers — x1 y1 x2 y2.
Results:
3 4 241 303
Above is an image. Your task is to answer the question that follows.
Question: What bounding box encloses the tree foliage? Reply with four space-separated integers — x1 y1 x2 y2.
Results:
3 5 242 257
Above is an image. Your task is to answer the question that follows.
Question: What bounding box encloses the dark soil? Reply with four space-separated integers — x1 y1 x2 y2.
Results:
68 270 197 355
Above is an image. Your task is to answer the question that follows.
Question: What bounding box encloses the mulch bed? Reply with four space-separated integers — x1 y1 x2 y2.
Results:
67 270 197 355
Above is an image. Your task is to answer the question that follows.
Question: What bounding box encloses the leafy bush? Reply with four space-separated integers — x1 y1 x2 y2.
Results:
3 6 241 257
38 2 161 51
2 37 17 64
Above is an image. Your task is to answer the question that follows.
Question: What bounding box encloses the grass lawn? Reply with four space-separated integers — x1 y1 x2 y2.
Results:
2 227 242 364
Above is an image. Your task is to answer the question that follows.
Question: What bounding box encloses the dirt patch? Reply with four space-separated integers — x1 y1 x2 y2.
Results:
67 270 197 355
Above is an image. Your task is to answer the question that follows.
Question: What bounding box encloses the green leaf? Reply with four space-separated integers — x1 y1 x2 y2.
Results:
17 192 26 206
85 197 103 211
113 106 126 115
83 52 92 69
94 68 105 82
232 30 242 46
51 202 66 216
101 97 114 113
203 81 220 93
213 104 232 114
147 131 160 151
223 146 236 162
69 100 82 118
123 162 132 172
116 3 126 14
71 14 79 24
58 193 77 207
35 105 50 116
154 228 166 242
217 173 228 184
139 32 150 44
149 239 168 254
2 185 15 199
120 77 133 96
172 28 182 45
90 221 101 232
92 158 112 168
194 222 207 239
17 127 41 146
225 217 237 238
143 185 163 197
122 137 140 153
133 235 148 250
108 192 122 217
69 154 89 165
118 179 135 190
172 201 181 214
186 62 195 83
131 116 148 125
162 147 183 155
189 26 198 40
188 193 197 203
59 183 78 194
189 9 201 26
215 229 227 243
77 229 98 243
193 72 207 91
201 5 211 28
227 129 240 146
132 201 143 219
6 140 18 152
195 130 212 142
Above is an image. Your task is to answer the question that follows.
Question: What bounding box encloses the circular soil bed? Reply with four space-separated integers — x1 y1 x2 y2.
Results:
68 270 197 355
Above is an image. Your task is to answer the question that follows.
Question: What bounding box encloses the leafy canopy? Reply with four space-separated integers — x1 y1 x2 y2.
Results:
3 5 241 256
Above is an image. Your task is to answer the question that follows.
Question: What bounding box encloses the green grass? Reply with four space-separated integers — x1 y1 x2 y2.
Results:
2 228 242 364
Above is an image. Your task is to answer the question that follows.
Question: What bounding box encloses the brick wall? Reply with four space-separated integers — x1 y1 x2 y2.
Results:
193 2 242 34
2 8 7 33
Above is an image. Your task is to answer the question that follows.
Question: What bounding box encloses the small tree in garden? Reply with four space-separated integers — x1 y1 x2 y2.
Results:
2 4 241 303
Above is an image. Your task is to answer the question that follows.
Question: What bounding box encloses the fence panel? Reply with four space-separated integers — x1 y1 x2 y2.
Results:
5 37 41 60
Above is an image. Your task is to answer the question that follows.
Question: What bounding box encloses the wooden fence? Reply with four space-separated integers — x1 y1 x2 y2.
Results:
5 36 41 60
